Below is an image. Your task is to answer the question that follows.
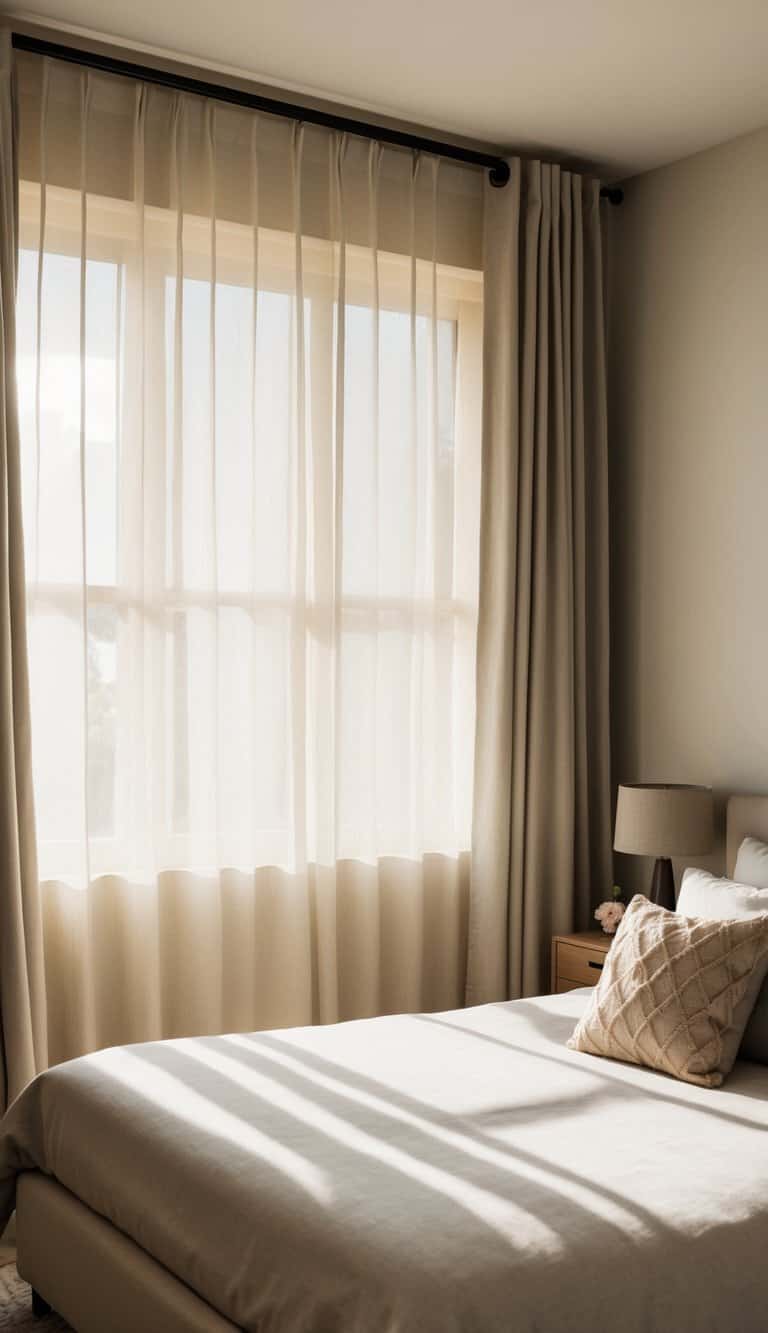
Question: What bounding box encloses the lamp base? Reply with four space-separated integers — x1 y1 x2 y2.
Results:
649 856 676 911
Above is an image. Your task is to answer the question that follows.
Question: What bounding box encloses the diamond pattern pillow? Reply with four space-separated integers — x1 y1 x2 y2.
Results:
567 894 768 1086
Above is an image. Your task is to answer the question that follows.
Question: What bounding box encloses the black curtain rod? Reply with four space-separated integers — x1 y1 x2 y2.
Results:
12 31 623 204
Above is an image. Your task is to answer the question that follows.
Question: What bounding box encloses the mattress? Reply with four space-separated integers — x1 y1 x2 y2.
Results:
3 988 768 1332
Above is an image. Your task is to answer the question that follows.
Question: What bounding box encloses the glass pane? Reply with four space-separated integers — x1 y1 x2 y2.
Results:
164 276 294 597
85 260 120 587
16 249 119 589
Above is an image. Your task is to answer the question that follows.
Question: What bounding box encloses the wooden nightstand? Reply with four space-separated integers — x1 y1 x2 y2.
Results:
551 931 611 994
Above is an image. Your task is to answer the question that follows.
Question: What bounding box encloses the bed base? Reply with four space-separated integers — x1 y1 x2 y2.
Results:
17 1172 240 1332
32 1288 51 1317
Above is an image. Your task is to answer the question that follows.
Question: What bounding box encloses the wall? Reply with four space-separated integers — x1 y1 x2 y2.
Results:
607 124 768 895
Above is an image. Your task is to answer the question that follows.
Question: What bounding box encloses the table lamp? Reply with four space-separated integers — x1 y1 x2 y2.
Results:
614 783 714 911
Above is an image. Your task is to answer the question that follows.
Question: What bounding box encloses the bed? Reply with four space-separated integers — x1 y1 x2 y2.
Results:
2 795 768 1333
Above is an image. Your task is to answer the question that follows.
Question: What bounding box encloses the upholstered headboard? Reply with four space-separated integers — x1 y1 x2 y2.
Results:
726 795 768 877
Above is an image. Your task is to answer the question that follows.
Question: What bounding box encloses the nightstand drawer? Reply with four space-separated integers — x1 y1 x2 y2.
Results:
557 941 607 986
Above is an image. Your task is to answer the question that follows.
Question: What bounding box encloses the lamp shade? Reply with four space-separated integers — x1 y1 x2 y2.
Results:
614 784 714 858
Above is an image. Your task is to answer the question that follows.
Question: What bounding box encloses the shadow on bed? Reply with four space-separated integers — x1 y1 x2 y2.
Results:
418 1009 768 1132
131 1028 674 1271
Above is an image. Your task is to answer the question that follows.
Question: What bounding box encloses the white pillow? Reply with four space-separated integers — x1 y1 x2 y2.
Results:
677 866 768 921
734 836 768 890
677 866 768 1064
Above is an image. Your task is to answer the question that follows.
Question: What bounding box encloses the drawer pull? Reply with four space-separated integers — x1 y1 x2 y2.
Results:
555 941 608 986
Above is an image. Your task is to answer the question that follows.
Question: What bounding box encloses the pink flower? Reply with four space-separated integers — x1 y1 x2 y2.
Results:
594 900 625 934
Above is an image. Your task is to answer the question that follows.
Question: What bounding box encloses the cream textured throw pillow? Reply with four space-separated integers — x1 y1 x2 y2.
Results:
567 894 768 1087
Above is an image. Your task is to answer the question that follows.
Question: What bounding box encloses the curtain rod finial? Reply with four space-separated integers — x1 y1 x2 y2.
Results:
488 161 510 188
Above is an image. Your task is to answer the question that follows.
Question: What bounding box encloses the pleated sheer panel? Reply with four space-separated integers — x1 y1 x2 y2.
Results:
14 53 483 1062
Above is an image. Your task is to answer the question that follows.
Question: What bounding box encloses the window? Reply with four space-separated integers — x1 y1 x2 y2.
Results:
17 183 482 885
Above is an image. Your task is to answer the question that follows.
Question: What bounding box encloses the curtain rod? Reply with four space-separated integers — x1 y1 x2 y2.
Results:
12 31 623 204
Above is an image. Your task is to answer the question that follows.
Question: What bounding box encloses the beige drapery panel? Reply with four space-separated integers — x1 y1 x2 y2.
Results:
467 159 612 1001
0 32 47 1110
11 48 482 1069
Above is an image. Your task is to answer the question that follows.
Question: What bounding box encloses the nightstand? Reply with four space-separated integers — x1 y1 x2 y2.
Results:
551 931 611 994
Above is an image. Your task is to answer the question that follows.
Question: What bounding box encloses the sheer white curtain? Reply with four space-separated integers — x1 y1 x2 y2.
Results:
14 54 482 1064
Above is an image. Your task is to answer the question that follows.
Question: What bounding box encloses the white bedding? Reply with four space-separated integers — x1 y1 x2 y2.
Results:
3 989 768 1332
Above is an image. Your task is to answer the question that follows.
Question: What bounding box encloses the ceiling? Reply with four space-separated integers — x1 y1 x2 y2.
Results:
5 0 768 179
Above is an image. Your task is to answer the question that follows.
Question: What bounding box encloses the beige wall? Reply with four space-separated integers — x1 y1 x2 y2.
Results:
607 124 768 895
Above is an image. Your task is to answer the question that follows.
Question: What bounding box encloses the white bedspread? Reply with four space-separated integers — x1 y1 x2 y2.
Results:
2 989 768 1332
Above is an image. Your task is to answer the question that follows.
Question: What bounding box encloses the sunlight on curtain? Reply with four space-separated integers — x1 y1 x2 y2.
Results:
15 54 483 1061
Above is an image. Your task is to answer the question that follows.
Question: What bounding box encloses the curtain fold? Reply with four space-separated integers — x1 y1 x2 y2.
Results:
0 30 47 1110
13 51 482 1067
467 159 612 1002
